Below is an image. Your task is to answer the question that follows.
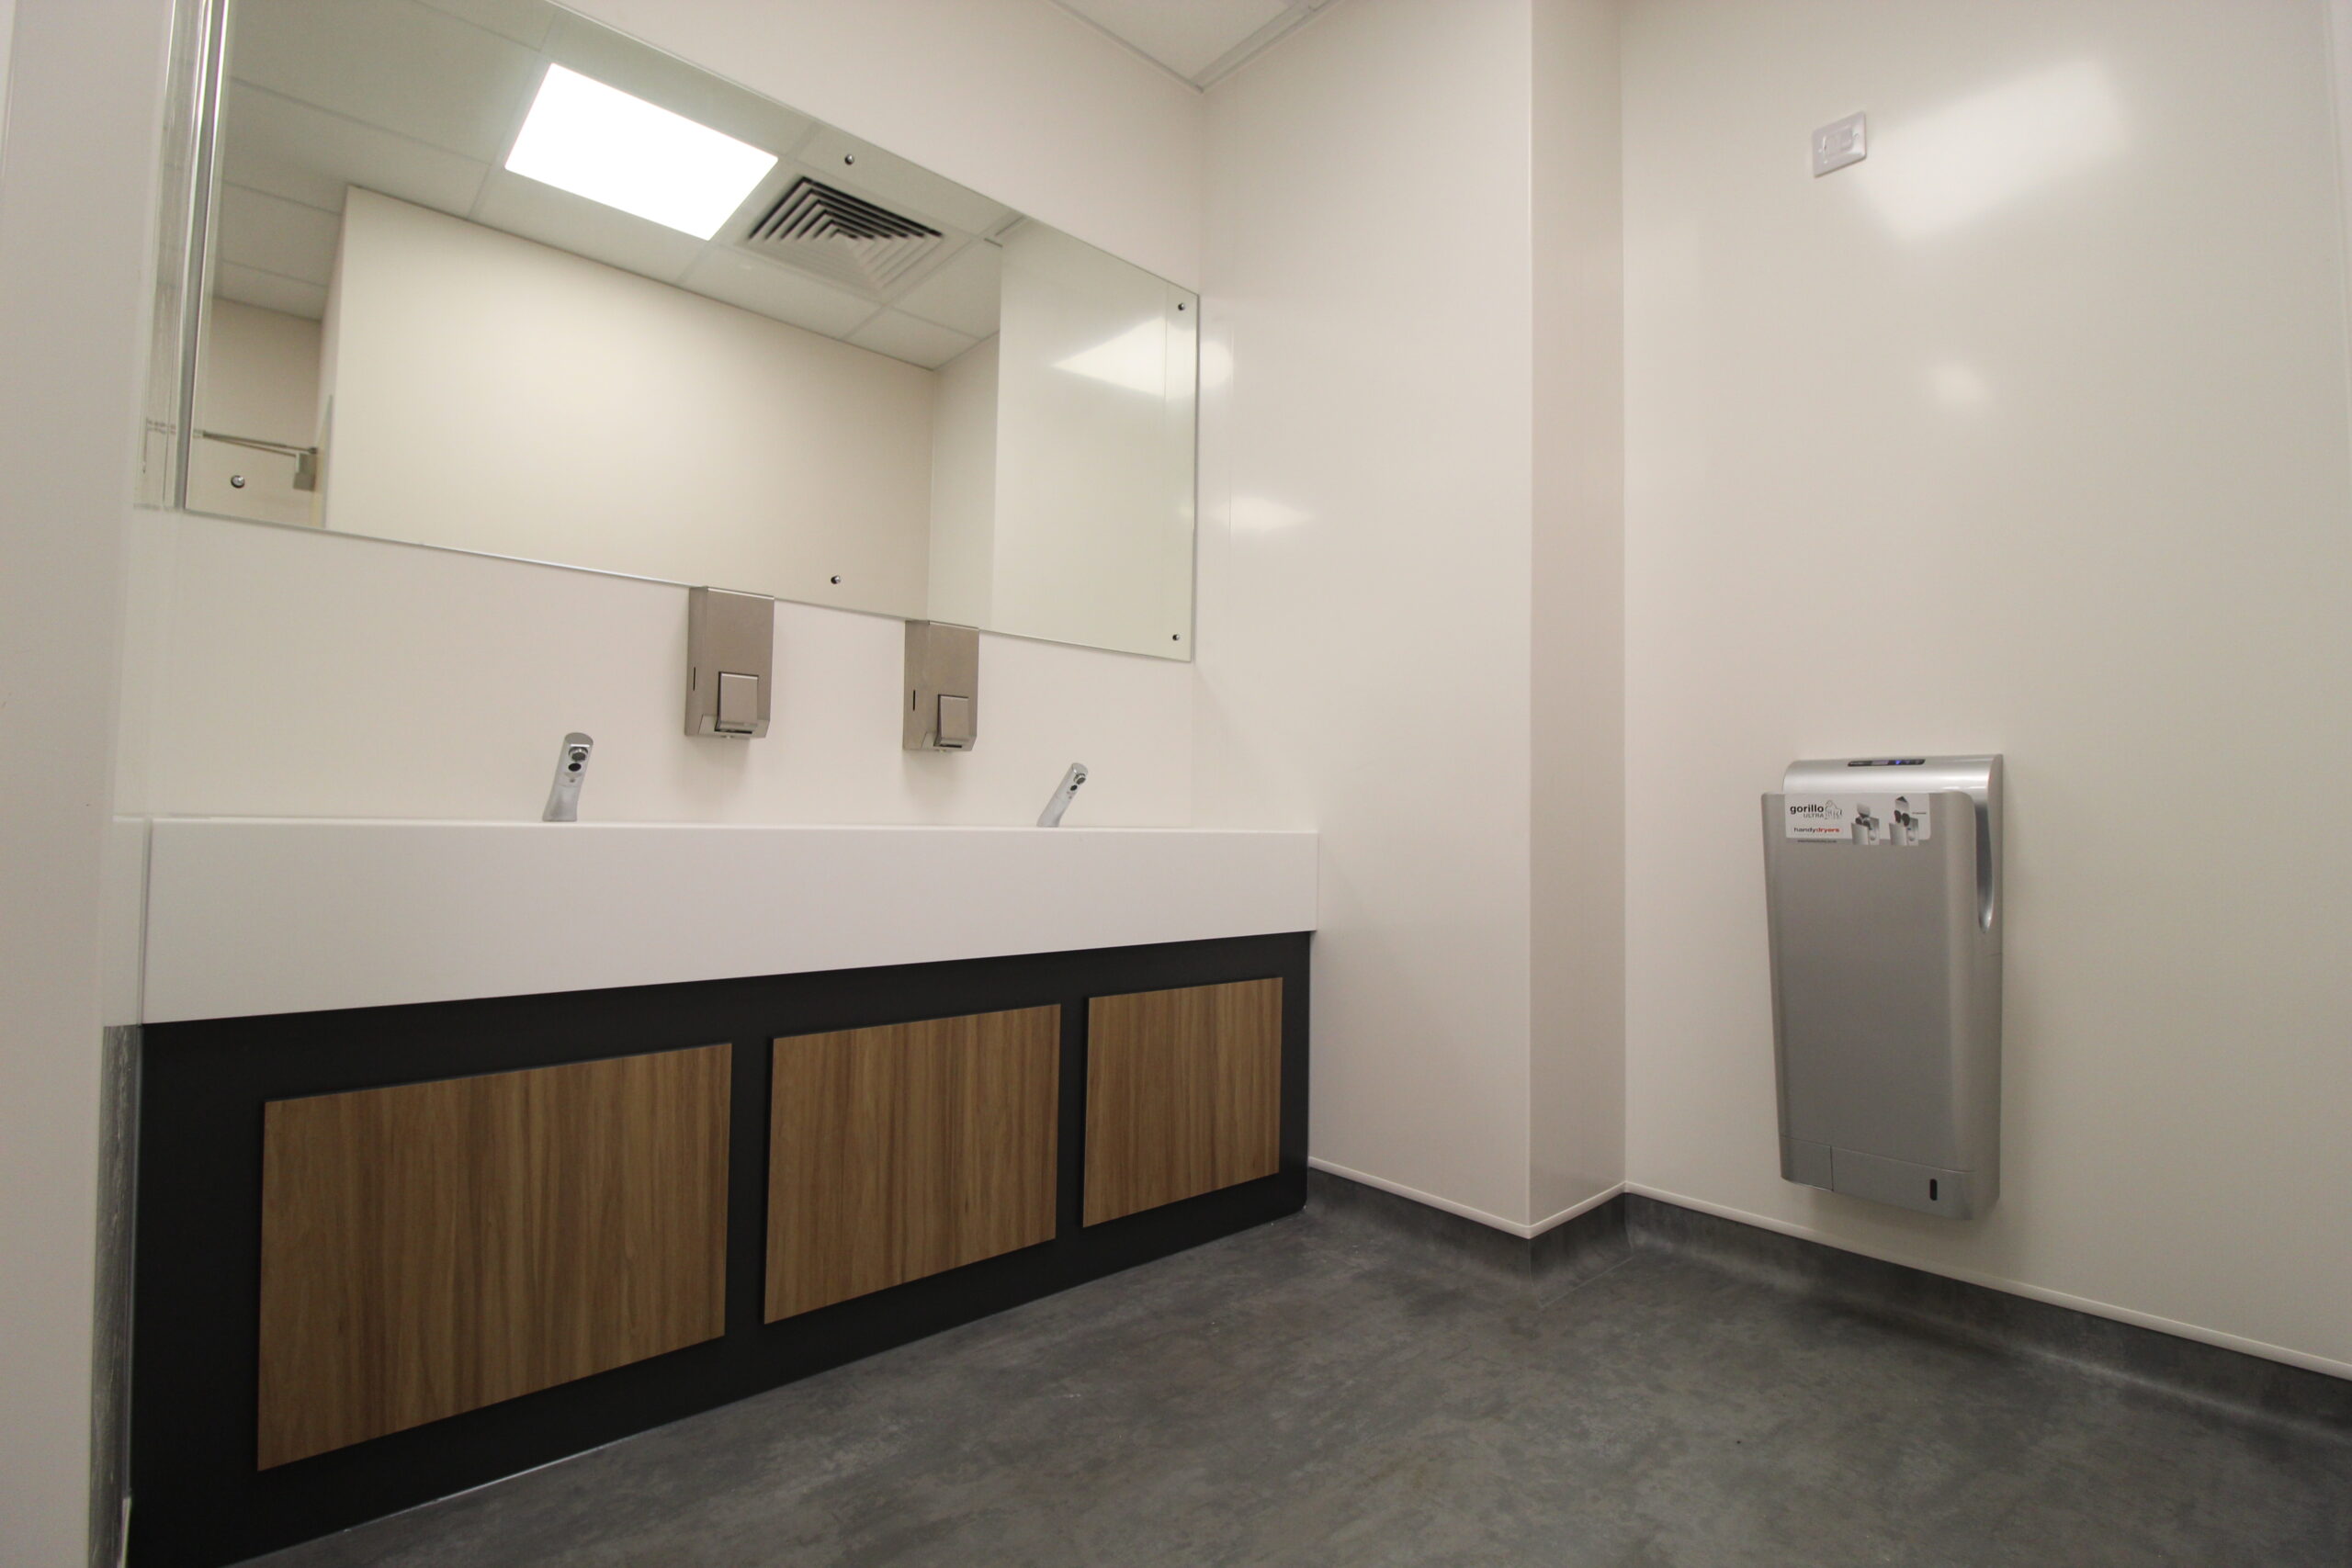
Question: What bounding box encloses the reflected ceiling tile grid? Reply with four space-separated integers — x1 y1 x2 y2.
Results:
408 0 554 50
469 171 709 286
227 0 543 161
215 184 344 285
211 261 332 321
678 248 881 340
221 82 491 219
892 242 1003 340
212 0 1054 353
848 310 978 370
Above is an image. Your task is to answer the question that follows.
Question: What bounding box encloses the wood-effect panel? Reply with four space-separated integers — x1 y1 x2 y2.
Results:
256 1045 729 1470
767 1007 1059 1321
1084 978 1282 1225
134 933 1307 1568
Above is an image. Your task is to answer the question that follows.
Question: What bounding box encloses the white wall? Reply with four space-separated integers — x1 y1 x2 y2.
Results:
0 0 17 157
0 3 175 1562
124 3 1209 830
1623 0 2352 1374
1199 0 1629 1233
130 515 1193 825
1200 0 1544 1227
1530 0 1625 1226
322 189 935 618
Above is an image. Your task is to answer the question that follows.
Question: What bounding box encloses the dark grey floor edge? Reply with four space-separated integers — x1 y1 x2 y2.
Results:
1622 1192 2352 1436
1307 1169 2351 1436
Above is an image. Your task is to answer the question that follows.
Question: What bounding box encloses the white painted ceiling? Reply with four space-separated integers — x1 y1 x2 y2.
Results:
213 0 1019 368
1049 0 1337 87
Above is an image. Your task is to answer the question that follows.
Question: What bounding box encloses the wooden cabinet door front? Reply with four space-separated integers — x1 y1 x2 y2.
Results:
1084 979 1281 1226
767 1007 1060 1321
256 1043 730 1469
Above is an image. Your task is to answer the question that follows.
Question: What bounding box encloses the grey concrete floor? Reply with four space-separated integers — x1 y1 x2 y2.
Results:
246 1201 2352 1568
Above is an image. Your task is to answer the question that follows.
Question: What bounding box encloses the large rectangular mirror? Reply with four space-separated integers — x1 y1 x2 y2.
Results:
171 0 1197 660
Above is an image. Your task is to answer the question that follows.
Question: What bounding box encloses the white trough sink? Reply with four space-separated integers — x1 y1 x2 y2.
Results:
140 818 1318 1022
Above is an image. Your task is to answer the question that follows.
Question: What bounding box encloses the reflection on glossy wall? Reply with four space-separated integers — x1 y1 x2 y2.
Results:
1623 0 2352 1373
190 297 321 525
184 0 1200 660
993 221 1198 657
320 189 939 612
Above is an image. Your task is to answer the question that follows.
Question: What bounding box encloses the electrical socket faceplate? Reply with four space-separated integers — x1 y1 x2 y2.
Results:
1813 111 1867 176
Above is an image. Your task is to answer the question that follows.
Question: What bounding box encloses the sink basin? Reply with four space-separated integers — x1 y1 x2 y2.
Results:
140 818 1318 1022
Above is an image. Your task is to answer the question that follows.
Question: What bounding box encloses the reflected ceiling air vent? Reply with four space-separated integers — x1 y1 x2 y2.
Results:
741 177 945 294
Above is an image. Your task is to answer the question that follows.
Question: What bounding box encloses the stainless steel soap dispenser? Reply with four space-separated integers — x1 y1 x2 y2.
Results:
903 621 978 750
1762 755 2004 1218
684 587 773 739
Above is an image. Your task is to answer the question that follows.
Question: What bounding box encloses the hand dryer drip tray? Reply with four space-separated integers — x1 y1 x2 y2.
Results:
1782 1137 1982 1220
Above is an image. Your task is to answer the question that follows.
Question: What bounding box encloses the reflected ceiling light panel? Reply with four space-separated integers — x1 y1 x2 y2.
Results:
1055 321 1167 396
504 64 777 240
1928 361 1992 409
1867 62 2124 240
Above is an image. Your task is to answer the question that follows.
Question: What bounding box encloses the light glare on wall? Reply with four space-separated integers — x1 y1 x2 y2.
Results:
1867 62 2124 240
1056 321 1169 396
505 65 778 240
1198 339 1235 391
1231 495 1313 532
1928 361 1992 409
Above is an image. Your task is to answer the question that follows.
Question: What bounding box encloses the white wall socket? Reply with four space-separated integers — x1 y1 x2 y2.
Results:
1813 111 1867 176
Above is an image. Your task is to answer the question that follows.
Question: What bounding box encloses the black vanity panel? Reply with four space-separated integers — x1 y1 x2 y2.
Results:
131 933 1310 1568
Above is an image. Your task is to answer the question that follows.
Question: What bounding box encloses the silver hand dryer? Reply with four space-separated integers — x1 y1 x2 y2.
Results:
1763 755 2003 1218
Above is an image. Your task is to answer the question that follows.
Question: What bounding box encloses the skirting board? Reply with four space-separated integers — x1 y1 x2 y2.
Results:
1306 1172 2352 1436
1306 1169 1629 1293
1306 1156 1623 1238
1626 1181 2352 1386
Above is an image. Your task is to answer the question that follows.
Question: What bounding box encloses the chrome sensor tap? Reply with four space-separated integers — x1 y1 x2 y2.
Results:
542 733 594 822
1036 762 1087 828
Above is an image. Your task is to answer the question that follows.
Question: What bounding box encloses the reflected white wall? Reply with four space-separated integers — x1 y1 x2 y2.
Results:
119 0 1206 837
322 189 935 616
993 221 1196 658
926 333 999 626
188 298 322 525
